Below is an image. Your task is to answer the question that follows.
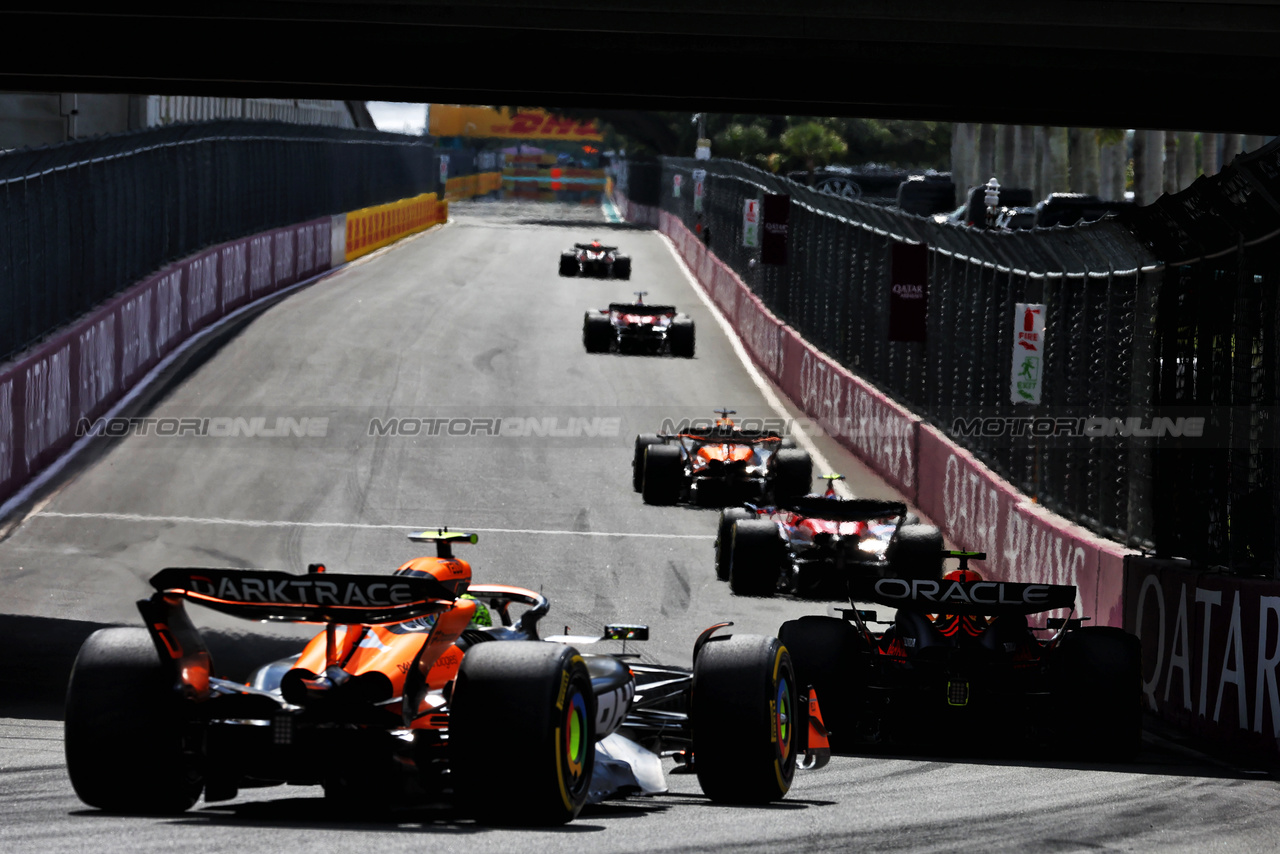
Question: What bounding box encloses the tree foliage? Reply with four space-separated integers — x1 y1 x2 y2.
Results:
523 108 951 171
780 122 849 176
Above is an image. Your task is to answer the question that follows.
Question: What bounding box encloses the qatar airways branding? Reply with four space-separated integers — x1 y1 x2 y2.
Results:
187 574 416 607
871 577 1054 606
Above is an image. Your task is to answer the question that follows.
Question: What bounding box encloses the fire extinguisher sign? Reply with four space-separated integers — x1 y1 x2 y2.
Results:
1011 303 1045 404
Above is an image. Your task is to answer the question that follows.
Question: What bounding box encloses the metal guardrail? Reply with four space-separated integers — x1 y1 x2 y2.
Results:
653 157 1179 555
651 147 1280 574
0 120 441 363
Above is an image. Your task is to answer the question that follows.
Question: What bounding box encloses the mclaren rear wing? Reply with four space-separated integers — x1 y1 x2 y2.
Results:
135 567 459 702
144 566 457 625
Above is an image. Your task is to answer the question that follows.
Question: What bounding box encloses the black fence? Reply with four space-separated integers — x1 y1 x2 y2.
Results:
0 120 442 362
648 143 1280 575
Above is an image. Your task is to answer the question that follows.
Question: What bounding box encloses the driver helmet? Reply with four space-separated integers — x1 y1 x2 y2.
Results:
460 593 492 629
934 567 989 634
944 567 983 583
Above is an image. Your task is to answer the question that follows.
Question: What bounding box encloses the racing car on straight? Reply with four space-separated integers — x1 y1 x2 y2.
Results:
634 409 811 506
560 240 631 279
777 551 1143 759
583 291 695 357
714 473 945 597
64 529 827 825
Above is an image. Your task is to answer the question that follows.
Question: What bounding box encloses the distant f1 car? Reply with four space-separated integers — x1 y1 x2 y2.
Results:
634 409 811 507
584 291 695 357
64 529 827 826
777 551 1142 759
715 474 945 597
560 240 631 279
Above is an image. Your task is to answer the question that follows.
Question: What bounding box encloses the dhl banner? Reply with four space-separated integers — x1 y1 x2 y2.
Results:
344 192 446 263
429 105 603 141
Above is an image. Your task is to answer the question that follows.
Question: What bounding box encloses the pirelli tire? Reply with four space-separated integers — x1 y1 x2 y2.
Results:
715 508 756 581
778 616 868 753
669 317 696 358
632 434 664 492
1049 627 1143 762
692 634 797 804
642 443 685 505
559 253 579 276
728 519 785 597
583 312 613 353
771 449 813 502
612 255 632 279
64 627 204 814
449 641 596 825
886 524 945 580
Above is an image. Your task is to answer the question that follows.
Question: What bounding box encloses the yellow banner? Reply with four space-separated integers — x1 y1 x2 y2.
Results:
345 192 446 263
429 105 602 141
444 171 503 200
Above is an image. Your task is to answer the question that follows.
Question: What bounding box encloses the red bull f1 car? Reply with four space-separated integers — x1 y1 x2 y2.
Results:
715 473 945 597
634 409 811 507
560 240 631 279
777 551 1142 760
64 530 828 825
584 291 695 357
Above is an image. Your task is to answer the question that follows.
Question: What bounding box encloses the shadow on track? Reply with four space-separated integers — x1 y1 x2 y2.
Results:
826 730 1280 783
0 612 308 720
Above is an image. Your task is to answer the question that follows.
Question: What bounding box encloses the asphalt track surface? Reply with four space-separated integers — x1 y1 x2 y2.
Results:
1 200 1277 852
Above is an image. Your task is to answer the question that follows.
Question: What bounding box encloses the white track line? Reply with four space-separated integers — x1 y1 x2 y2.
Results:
33 511 712 540
658 235 854 499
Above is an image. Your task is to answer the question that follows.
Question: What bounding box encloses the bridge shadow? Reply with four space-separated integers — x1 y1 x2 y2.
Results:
826 725 1280 782
0 612 308 720
519 218 654 231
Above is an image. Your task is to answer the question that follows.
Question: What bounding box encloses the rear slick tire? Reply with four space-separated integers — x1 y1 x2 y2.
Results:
633 434 663 492
728 520 784 597
64 627 203 813
449 641 595 825
692 634 797 804
778 615 867 752
715 508 755 581
642 444 684 505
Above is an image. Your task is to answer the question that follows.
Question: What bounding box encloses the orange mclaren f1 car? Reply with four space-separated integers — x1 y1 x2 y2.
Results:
64 530 828 825
634 409 812 506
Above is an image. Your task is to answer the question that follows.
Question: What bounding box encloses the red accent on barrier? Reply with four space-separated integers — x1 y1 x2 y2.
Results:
0 218 333 509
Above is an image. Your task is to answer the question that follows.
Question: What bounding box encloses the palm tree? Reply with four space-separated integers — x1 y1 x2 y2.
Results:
780 121 848 181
